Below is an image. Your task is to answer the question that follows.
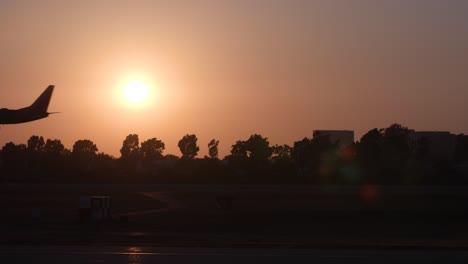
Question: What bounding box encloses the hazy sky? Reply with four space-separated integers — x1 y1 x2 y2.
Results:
1 0 468 157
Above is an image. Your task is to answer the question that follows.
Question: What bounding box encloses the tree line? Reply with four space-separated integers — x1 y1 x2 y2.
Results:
1 123 468 184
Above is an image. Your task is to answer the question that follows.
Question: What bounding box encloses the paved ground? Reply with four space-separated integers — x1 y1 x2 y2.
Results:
2 184 468 251
0 246 467 264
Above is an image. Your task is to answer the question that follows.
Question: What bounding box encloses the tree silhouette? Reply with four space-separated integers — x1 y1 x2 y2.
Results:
382 124 413 160
227 135 272 174
384 123 413 138
272 144 292 162
44 139 65 156
120 134 140 160
71 139 98 172
292 134 337 181
178 134 199 159
356 124 414 184
164 154 179 161
1 124 464 185
27 136 45 153
357 128 383 162
229 135 273 161
25 136 46 170
245 134 273 161
208 139 219 159
292 137 313 166
72 139 98 156
141 138 165 160
39 139 68 175
381 124 413 177
230 140 248 159
1 142 27 170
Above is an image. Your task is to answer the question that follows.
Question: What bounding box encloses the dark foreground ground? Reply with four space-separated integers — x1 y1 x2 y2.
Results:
1 245 468 263
1 184 468 251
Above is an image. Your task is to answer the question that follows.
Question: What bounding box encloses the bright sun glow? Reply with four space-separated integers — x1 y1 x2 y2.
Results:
124 80 149 104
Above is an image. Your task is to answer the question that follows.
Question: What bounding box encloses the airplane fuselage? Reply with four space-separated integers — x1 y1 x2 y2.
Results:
0 107 49 124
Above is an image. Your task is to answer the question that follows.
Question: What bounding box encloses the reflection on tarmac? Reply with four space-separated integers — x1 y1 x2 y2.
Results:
127 247 143 264
0 246 467 264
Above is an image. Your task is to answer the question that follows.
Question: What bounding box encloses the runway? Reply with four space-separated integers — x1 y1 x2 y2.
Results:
0 246 467 263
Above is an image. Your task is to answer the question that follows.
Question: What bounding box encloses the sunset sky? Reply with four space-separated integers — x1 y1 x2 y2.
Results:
1 1 468 158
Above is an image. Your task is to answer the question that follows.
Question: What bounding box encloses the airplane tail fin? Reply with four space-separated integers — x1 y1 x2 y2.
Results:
30 85 55 113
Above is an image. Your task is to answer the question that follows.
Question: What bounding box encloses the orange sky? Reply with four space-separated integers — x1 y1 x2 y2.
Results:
1 1 468 158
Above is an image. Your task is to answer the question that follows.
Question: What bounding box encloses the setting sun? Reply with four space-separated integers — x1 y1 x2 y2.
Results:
124 80 149 104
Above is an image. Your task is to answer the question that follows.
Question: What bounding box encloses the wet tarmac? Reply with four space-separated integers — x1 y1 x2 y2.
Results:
0 246 467 263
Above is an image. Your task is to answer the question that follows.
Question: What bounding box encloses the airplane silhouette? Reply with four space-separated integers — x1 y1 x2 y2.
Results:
0 85 57 124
